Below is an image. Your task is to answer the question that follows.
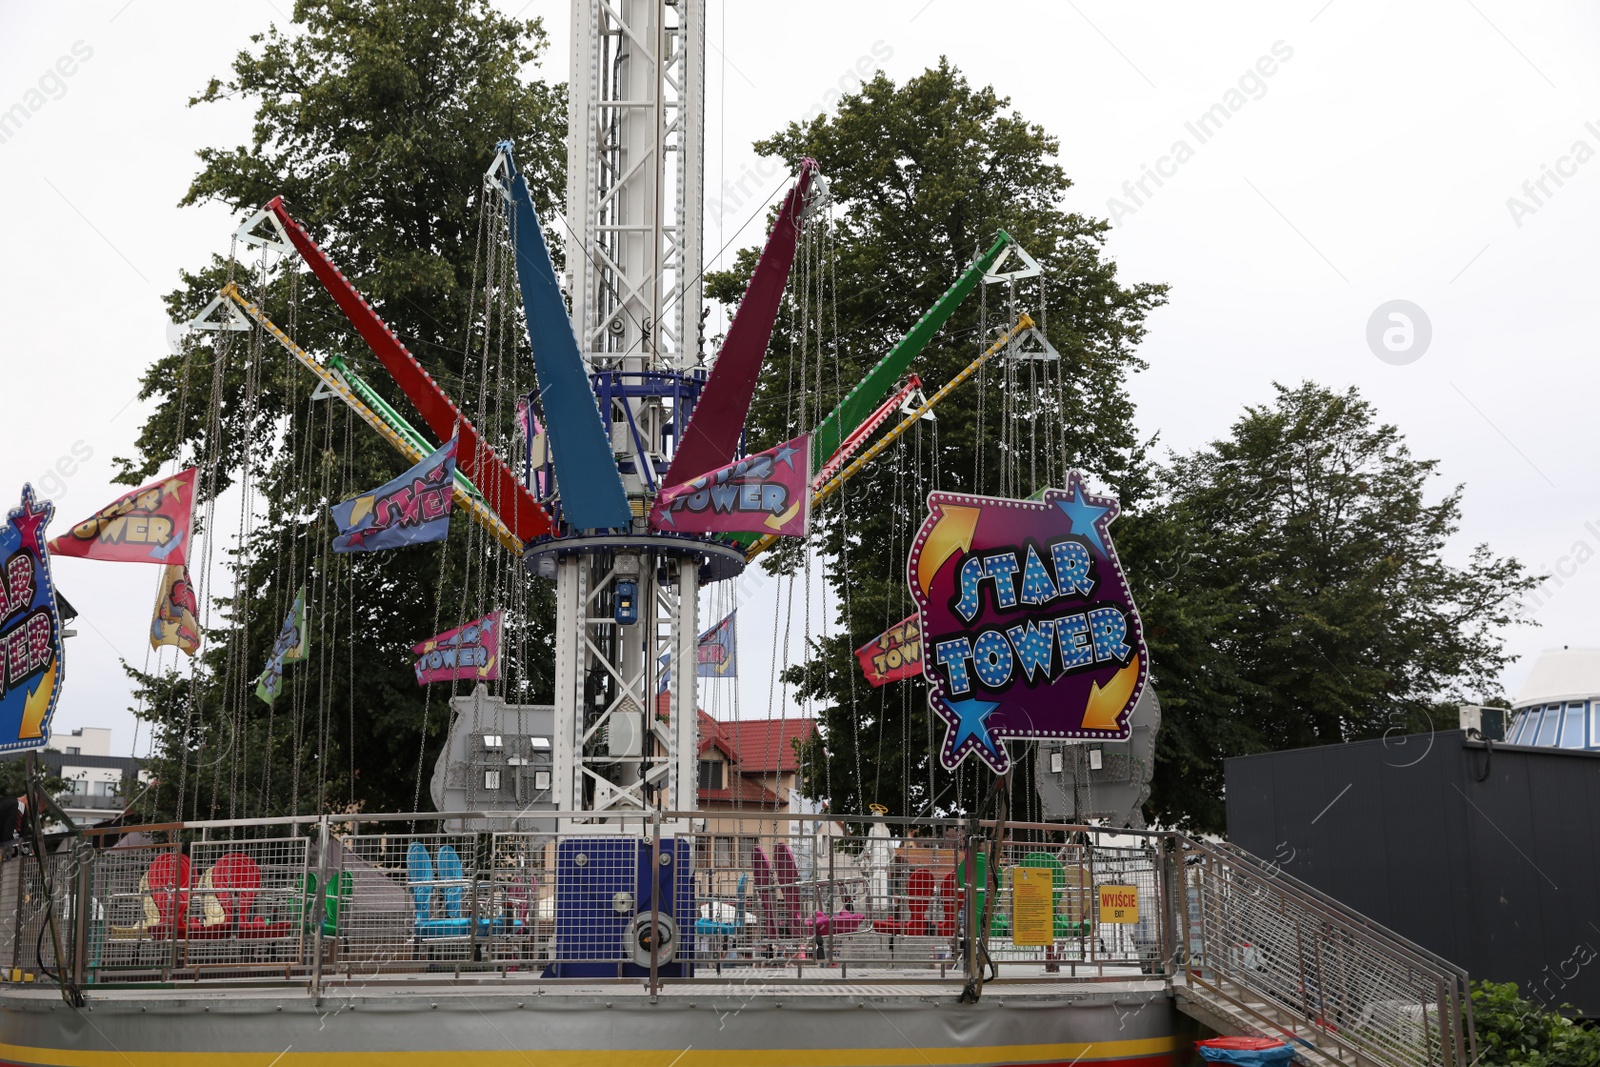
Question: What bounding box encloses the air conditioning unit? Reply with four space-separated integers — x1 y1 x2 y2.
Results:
1458 705 1507 741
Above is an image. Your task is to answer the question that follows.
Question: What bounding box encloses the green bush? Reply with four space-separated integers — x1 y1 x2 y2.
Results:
1472 980 1600 1066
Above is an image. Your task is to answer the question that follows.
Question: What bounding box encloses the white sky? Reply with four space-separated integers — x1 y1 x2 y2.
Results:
1 1 1595 757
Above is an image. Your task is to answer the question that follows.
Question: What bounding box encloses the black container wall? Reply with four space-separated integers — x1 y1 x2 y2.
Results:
1227 730 1600 1017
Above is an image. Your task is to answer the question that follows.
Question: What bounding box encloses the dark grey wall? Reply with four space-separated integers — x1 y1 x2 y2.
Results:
1227 731 1600 1017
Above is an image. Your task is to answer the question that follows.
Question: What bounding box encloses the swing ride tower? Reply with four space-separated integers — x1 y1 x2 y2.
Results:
535 0 715 827
0 5 1482 1063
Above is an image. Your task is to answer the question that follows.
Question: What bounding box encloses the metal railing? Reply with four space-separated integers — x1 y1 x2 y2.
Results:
0 809 1472 1067
1180 837 1475 1067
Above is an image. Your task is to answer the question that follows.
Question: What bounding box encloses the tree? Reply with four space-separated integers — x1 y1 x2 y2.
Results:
1126 382 1537 832
708 60 1167 819
0 759 67 802
117 0 566 820
1470 980 1600 1066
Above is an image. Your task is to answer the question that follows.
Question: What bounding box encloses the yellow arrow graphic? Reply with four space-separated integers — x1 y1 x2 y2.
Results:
916 505 980 594
1082 654 1139 731
19 655 58 740
765 500 803 531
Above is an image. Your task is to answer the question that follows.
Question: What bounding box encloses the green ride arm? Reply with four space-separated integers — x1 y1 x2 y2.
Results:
327 354 486 503
808 231 1012 470
725 232 1014 550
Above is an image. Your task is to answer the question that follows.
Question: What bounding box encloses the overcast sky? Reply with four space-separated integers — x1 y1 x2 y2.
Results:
2 1 1595 756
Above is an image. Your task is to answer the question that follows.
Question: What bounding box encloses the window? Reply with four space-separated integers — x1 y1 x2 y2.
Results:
698 759 724 791
484 770 502 791
1536 706 1561 746
1561 702 1587 748
739 836 757 869
713 837 733 868
94 781 118 797
1510 710 1534 744
65 746 80 756
66 779 88 795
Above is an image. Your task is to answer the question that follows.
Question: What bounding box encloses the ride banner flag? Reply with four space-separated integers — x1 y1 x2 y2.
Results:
413 610 501 685
648 435 810 537
255 586 308 706
855 613 922 688
907 472 1149 775
0 487 65 753
331 437 456 553
48 467 195 566
150 564 201 656
656 610 737 693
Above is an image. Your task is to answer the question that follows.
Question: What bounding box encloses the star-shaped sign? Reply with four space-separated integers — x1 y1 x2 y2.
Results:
946 697 1001 760
773 440 802 469
1055 482 1112 558
11 487 51 556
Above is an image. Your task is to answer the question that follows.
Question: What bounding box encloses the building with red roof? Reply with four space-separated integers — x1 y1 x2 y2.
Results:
656 694 820 875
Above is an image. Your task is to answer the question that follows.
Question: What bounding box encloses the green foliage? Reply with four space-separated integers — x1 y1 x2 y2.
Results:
1123 382 1537 832
0 759 66 800
1472 980 1600 1066
709 60 1166 818
119 0 565 820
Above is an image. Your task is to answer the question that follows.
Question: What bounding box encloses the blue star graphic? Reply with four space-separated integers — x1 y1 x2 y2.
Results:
1055 485 1111 557
947 697 1001 757
773 441 802 469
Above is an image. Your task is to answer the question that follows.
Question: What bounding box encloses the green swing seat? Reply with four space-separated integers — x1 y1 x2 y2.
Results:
297 870 353 937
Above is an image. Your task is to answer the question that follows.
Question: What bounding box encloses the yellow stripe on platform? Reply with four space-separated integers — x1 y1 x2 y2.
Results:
0 1035 1182 1067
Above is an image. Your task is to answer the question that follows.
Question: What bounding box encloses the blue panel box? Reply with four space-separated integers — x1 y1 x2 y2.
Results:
546 836 694 978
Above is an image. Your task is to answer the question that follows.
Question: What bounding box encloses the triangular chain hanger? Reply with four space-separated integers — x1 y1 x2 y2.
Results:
310 363 355 402
898 377 936 421
234 207 293 255
1006 325 1059 361
186 291 252 333
982 239 1042 284
483 146 513 201
800 169 832 223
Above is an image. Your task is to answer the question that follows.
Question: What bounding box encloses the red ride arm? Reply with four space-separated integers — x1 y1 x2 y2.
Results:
266 197 554 542
662 160 817 488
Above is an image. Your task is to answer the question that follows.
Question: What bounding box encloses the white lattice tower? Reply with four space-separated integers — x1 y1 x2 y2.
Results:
548 0 708 830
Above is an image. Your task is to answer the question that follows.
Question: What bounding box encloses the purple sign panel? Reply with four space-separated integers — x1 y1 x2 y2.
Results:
907 473 1148 774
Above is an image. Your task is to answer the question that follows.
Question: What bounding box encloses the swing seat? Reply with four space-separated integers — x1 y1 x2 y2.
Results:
108 852 191 940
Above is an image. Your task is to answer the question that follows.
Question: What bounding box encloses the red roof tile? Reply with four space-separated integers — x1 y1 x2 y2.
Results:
662 700 819 777
698 777 783 807
719 717 817 774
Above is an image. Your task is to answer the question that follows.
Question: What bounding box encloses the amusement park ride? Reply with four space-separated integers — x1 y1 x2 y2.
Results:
0 2 1477 1065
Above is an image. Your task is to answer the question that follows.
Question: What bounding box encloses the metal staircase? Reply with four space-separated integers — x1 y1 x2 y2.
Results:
1171 837 1475 1067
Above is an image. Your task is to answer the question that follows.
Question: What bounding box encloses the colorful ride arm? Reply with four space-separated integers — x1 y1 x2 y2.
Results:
325 354 484 502
743 316 1031 562
493 142 632 531
664 159 819 487
815 375 922 488
264 196 555 543
220 283 523 555
808 232 1013 471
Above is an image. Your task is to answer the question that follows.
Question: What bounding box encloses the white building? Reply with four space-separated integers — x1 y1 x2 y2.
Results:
40 727 145 824
1506 648 1600 750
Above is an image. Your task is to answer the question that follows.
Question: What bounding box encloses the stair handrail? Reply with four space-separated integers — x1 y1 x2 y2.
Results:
1207 840 1470 985
1175 834 1475 1067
